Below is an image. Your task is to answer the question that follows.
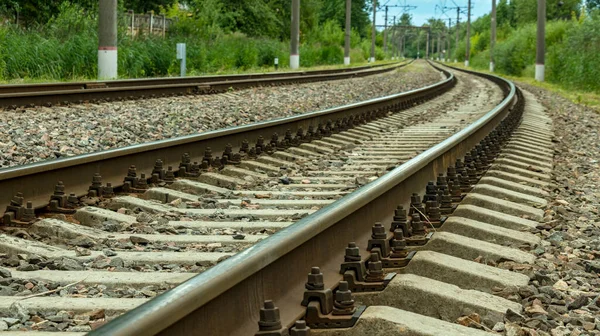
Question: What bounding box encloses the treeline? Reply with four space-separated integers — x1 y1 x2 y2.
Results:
453 0 599 92
0 1 387 81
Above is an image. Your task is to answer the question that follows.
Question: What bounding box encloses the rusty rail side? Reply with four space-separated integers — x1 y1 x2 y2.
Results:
89 64 517 336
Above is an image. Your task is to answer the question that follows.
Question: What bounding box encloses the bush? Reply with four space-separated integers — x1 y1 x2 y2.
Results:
0 1 380 81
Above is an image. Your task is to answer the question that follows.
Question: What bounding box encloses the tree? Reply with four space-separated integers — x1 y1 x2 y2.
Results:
588 0 600 10
319 0 370 38
398 12 412 26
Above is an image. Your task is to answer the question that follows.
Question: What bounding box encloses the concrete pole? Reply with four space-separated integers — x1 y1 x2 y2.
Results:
290 0 300 69
98 0 117 79
344 0 351 65
162 15 166 37
417 35 420 59
370 0 377 62
447 18 452 62
426 31 429 59
455 8 459 63
149 11 154 35
465 0 471 66
437 34 441 60
392 16 397 59
490 0 496 72
383 6 388 54
536 0 545 81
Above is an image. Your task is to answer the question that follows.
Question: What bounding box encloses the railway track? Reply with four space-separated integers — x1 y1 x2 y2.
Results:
0 62 555 335
0 62 403 110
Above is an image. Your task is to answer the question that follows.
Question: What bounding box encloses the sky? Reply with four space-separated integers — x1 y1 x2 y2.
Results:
375 0 492 28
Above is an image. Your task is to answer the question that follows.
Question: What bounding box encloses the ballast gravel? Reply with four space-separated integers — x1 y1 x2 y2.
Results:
0 61 442 168
464 85 600 336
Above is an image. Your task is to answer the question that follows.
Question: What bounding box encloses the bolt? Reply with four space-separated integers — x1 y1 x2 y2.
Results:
257 300 282 331
67 193 78 205
391 229 407 252
54 181 65 196
371 222 387 240
10 193 24 207
91 173 102 188
423 181 437 203
447 166 457 183
333 281 355 315
306 267 324 290
455 159 466 176
165 166 175 183
411 213 425 235
344 242 361 262
391 205 408 234
127 165 137 178
137 173 148 189
436 174 448 193
181 153 191 165
290 320 310 336
21 201 35 222
366 253 384 281
426 200 441 222
440 188 453 212
240 139 249 153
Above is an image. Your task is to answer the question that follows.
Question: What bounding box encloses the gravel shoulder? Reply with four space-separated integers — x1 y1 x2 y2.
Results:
0 61 442 168
498 83 600 336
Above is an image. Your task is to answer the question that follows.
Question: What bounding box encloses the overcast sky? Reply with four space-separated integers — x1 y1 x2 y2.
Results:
375 0 492 28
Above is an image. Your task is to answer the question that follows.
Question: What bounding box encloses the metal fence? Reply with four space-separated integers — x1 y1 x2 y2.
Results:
125 11 174 38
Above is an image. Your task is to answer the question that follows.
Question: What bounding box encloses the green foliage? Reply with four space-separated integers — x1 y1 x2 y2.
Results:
547 15 600 91
0 0 383 81
460 5 599 94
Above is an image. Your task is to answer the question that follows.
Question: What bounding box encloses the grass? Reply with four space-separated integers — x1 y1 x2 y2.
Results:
447 62 600 113
0 59 400 85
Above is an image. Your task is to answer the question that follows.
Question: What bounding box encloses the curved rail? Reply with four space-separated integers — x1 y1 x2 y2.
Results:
0 61 450 214
89 64 519 336
0 62 406 109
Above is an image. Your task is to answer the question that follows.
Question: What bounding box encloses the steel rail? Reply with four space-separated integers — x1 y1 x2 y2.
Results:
90 64 517 336
0 62 405 109
0 63 394 94
0 61 449 216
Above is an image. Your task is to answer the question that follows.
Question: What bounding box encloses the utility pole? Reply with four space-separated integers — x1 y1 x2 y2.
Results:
447 18 452 62
455 7 460 62
426 31 429 59
371 0 376 62
490 0 496 72
437 34 441 60
417 35 420 59
290 0 300 69
392 16 397 58
98 0 117 79
383 6 389 54
465 0 471 66
536 0 545 81
344 0 351 65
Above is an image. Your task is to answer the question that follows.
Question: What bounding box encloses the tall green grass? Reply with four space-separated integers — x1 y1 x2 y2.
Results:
467 15 600 92
0 3 375 81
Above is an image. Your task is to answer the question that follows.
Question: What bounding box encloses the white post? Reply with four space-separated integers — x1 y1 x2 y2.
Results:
98 0 117 79
176 43 186 77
